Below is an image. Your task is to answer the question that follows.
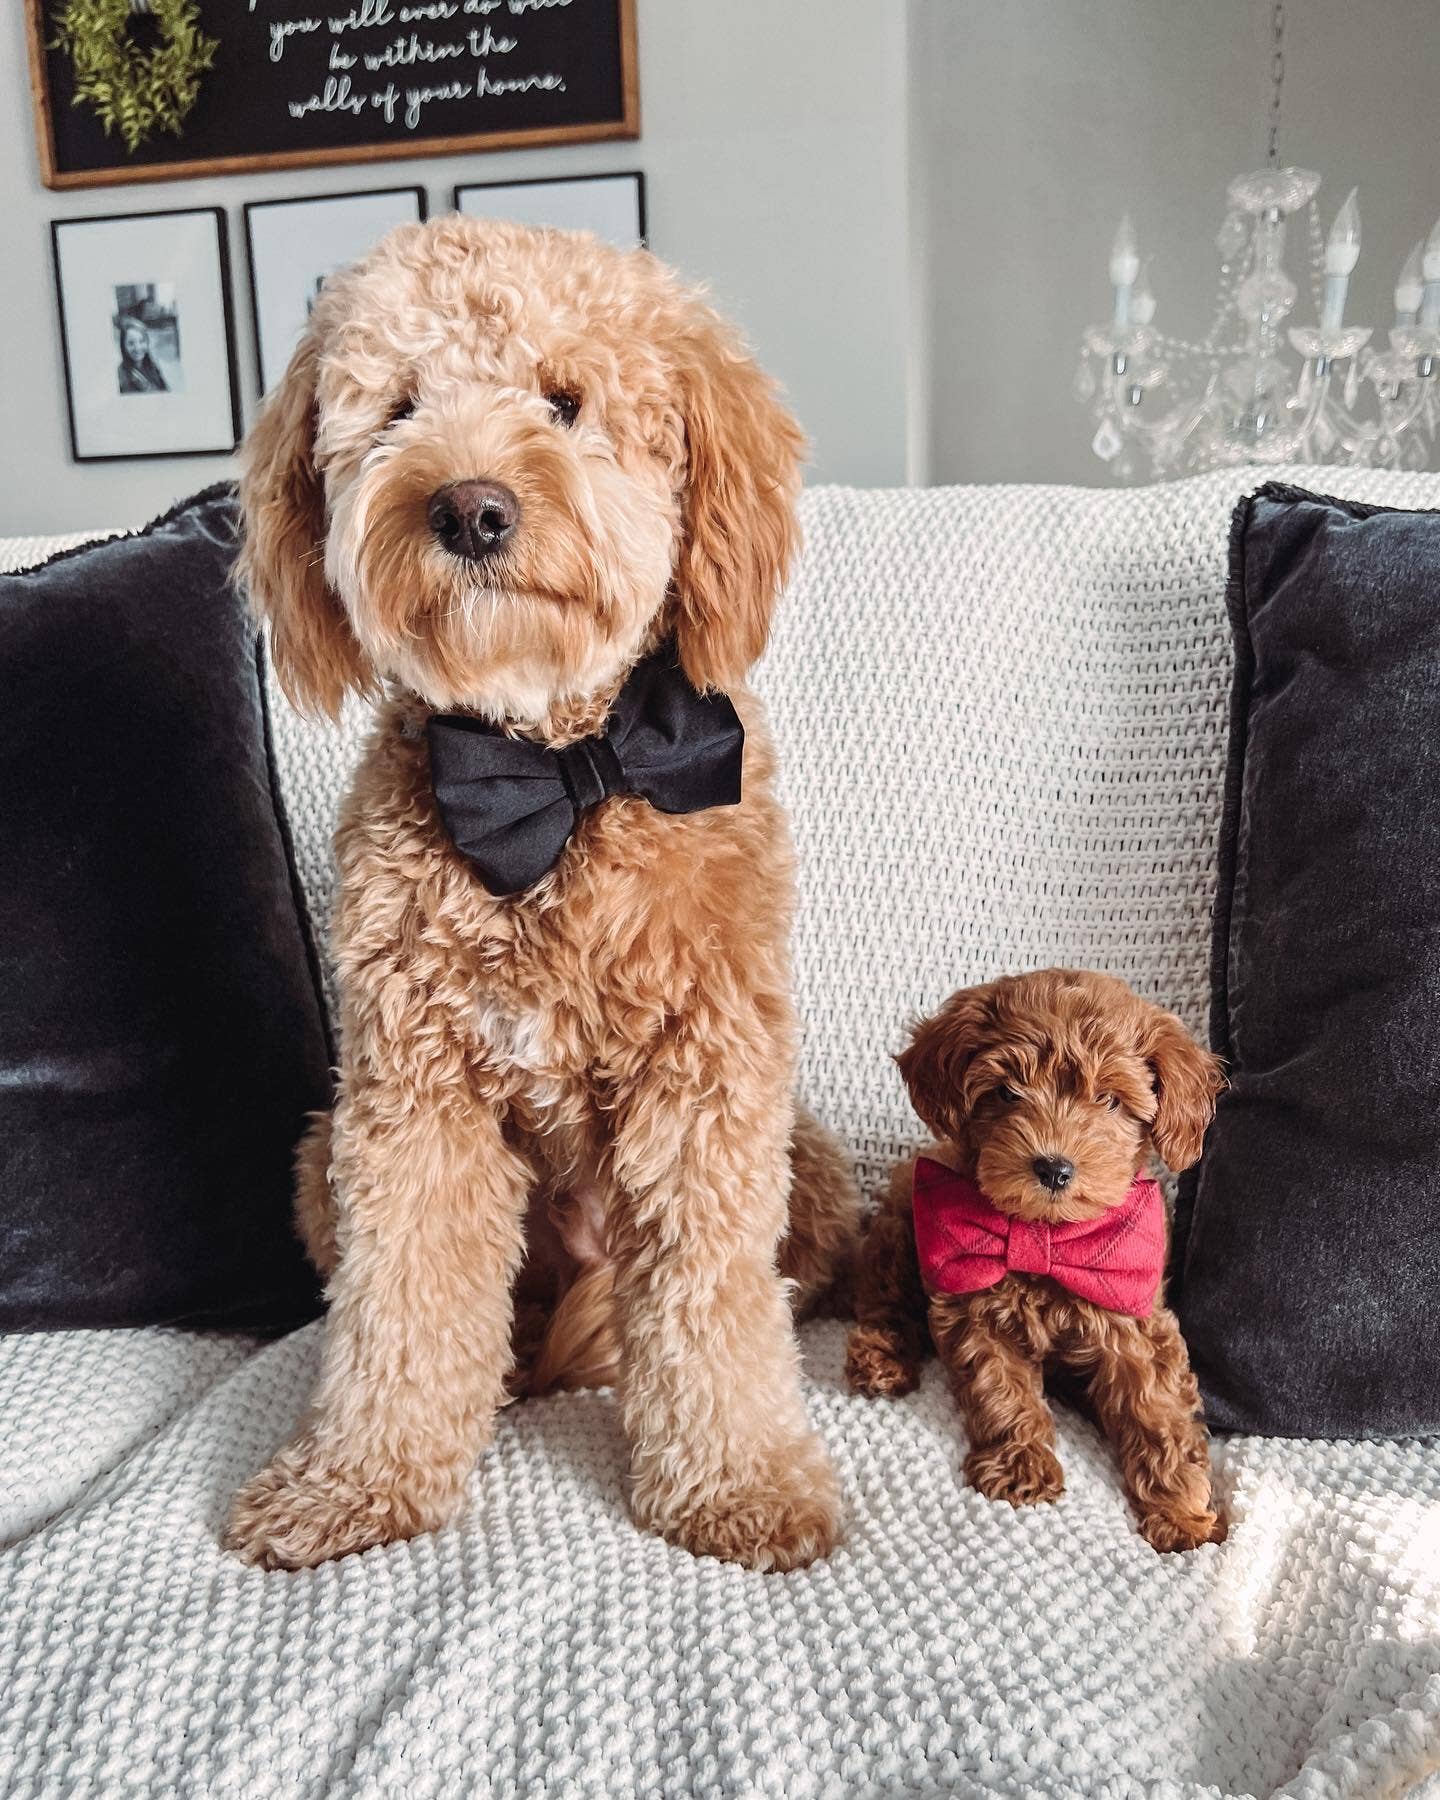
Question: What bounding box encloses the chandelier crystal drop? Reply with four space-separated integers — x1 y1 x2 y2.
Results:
1076 6 1439 479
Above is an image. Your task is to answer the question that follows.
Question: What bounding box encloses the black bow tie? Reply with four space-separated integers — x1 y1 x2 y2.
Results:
426 645 745 896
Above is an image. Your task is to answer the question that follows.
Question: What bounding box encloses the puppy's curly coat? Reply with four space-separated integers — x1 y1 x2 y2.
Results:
226 217 859 1572
846 969 1228 1553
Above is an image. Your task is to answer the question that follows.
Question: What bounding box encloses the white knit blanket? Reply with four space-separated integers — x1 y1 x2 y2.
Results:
4 470 1440 1797
2 1323 1438 1798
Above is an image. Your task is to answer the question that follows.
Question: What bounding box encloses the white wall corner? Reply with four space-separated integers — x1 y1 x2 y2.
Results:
901 0 932 488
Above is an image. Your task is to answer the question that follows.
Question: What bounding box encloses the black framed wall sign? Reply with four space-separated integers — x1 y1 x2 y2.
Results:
26 0 639 190
453 170 646 249
51 208 241 463
244 187 427 395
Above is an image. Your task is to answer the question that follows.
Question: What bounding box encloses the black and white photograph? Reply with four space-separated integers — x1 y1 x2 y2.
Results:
113 284 181 396
50 208 238 461
244 188 427 395
454 172 646 250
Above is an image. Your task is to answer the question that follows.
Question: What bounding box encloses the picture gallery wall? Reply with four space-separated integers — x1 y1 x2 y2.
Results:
28 0 643 464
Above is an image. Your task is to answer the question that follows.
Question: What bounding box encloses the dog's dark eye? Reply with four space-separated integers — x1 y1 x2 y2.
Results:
1096 1092 1119 1110
386 395 415 430
995 1084 1020 1105
545 388 581 428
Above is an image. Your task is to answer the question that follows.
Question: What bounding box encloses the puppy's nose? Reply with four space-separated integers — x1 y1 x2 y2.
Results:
1032 1155 1076 1193
427 479 520 560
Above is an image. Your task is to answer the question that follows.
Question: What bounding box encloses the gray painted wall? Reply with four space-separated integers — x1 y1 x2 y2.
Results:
0 0 910 534
911 0 1440 486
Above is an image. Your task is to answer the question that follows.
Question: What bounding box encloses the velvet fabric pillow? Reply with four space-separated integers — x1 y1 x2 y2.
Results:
1173 483 1440 1438
0 486 329 1330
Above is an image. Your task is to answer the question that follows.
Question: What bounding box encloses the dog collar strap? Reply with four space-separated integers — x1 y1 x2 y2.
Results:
911 1157 1166 1317
426 644 744 896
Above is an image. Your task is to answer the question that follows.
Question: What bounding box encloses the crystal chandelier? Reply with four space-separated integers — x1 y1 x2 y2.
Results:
1076 4 1440 480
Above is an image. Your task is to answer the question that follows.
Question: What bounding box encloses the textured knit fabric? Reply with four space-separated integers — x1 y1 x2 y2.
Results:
2 1321 1439 1799
0 489 328 1332
912 1158 1166 1316
1175 484 1440 1439
2 467 1440 1796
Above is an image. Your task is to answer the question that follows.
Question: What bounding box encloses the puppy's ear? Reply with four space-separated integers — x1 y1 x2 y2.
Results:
895 986 996 1142
237 331 371 720
670 302 805 692
1140 1008 1225 1172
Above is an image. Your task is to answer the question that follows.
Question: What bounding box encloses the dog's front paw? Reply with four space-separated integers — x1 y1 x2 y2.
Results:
642 1451 842 1572
965 1439 1066 1507
844 1326 922 1398
1138 1505 1228 1554
223 1440 452 1570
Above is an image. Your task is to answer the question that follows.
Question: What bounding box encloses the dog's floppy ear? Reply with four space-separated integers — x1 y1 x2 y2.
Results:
895 985 997 1142
670 302 805 693
237 330 371 720
1140 1008 1225 1172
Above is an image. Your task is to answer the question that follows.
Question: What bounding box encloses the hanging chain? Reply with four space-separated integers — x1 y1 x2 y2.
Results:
1266 1 1285 167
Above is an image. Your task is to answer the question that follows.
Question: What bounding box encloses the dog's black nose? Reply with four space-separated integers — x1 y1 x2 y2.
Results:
427 479 520 560
1032 1155 1075 1193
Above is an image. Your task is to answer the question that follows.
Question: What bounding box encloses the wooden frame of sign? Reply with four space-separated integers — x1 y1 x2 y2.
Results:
26 0 639 191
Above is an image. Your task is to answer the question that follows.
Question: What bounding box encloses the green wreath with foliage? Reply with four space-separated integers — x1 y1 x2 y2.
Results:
51 0 218 154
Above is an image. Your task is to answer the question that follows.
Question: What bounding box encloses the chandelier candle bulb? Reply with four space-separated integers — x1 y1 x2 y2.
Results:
1395 241 1425 326
1321 188 1361 333
1131 262 1157 328
1421 219 1440 331
1110 215 1140 328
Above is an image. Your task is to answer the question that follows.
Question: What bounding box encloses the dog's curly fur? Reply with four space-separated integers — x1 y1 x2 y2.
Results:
845 969 1228 1553
224 216 860 1573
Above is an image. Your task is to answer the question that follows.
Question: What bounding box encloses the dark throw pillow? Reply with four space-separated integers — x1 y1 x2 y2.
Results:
1174 482 1440 1438
0 486 329 1331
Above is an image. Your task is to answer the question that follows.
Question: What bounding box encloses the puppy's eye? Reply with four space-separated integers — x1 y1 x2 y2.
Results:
545 388 581 428
1096 1092 1119 1110
995 1084 1021 1105
386 395 415 430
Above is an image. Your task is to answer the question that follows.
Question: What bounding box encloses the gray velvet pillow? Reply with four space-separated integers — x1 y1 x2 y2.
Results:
1173 483 1440 1438
0 486 329 1331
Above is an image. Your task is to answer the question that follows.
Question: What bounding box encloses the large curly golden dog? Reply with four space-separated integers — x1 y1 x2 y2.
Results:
227 217 858 1572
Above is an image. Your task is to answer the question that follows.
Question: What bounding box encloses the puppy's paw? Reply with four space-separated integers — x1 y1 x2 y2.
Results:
223 1441 451 1570
1138 1505 1228 1554
844 1327 922 1398
643 1451 842 1572
965 1440 1065 1507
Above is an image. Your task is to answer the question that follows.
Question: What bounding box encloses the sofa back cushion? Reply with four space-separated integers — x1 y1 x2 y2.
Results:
0 488 329 1331
1173 484 1440 1437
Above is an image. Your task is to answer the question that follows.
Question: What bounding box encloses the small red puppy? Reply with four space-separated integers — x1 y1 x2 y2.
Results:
846 968 1228 1553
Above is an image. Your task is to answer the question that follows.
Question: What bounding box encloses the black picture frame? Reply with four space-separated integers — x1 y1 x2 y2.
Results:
242 185 428 396
51 206 241 464
452 170 647 249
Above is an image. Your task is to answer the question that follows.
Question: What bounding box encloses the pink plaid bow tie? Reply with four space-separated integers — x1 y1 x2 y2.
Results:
911 1156 1166 1318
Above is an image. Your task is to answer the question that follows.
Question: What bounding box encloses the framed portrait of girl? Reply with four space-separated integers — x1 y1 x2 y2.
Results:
51 208 240 462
